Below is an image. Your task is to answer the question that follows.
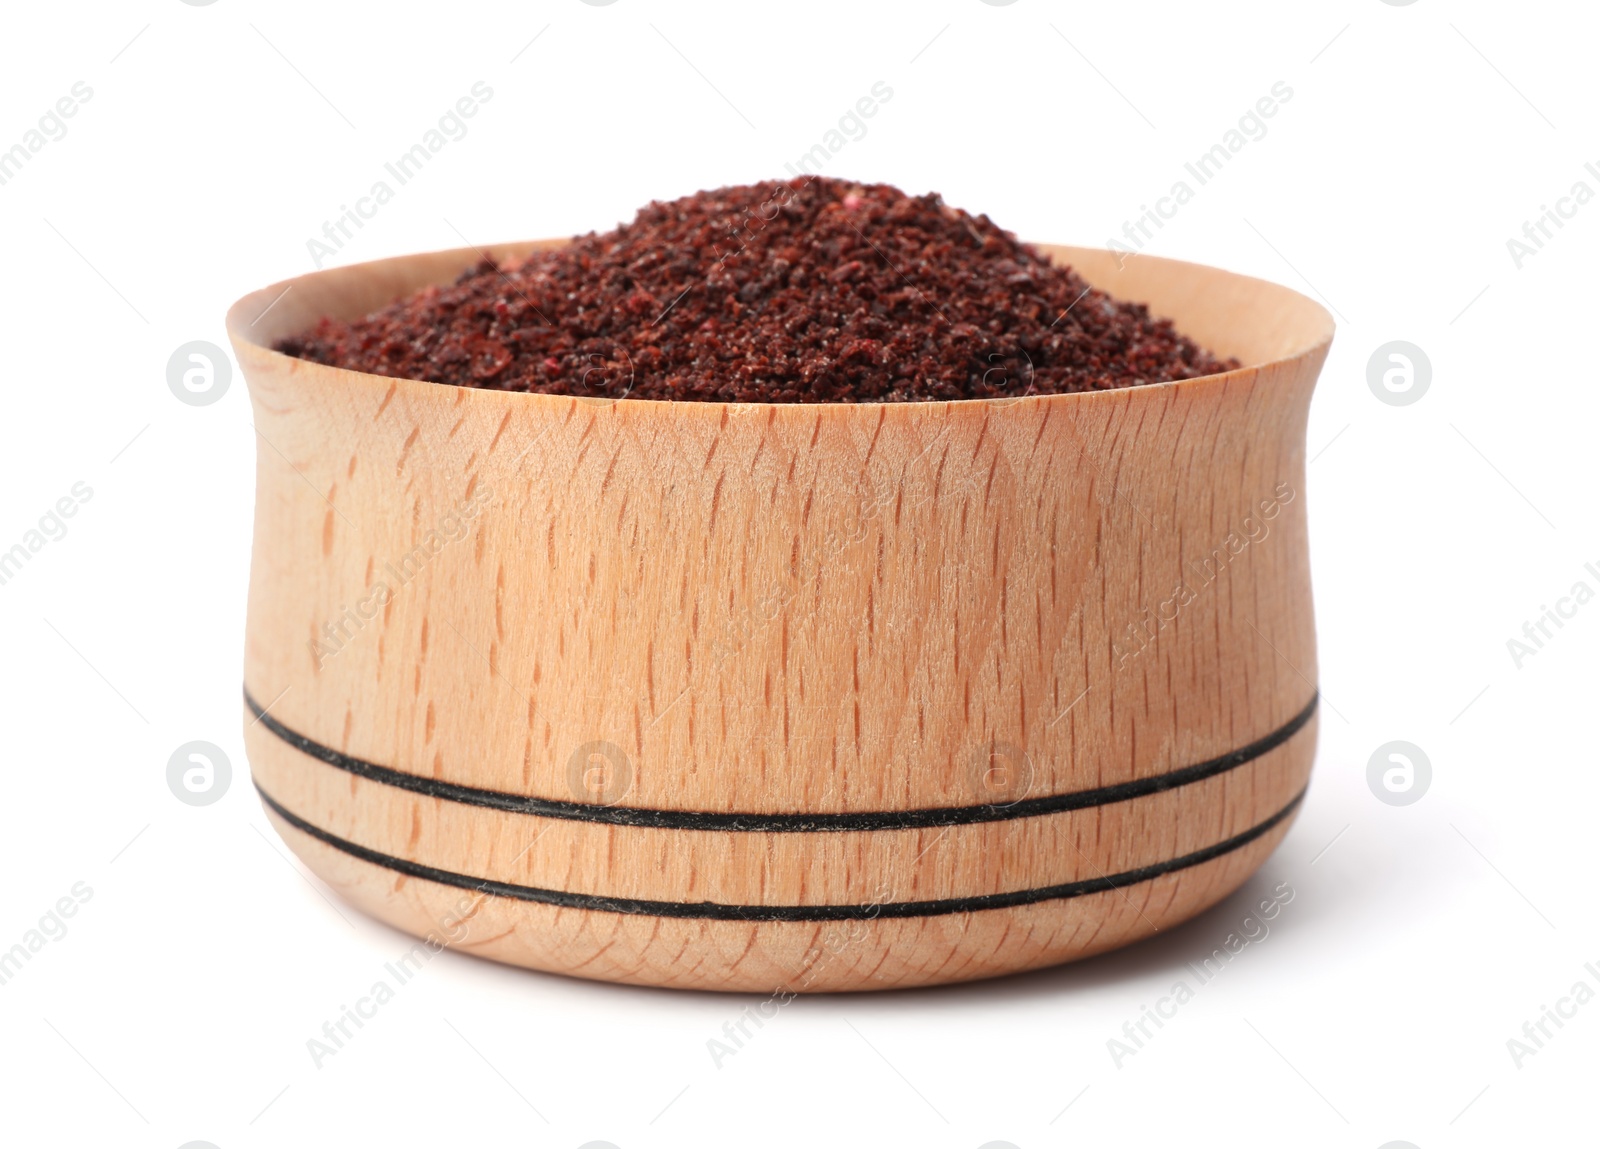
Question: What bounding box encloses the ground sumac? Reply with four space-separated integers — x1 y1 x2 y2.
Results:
276 178 1237 403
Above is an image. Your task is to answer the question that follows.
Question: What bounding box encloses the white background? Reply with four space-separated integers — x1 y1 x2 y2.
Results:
1 1 1595 1146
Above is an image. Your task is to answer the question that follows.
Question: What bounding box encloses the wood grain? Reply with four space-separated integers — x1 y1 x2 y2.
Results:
227 242 1333 992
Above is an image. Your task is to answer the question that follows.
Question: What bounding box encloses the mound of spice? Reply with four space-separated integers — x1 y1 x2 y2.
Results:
277 178 1236 403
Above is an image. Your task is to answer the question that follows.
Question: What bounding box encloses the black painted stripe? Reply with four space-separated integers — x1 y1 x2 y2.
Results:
257 783 1306 922
246 687 1316 832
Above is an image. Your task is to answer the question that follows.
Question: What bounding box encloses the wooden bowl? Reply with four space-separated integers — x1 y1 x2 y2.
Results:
227 242 1332 992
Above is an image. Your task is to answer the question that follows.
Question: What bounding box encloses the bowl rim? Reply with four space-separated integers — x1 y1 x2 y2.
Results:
225 240 1335 413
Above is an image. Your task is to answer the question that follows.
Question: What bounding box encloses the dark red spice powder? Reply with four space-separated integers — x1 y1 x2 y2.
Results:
276 178 1237 403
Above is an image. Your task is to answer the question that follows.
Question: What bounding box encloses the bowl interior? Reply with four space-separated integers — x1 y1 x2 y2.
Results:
1058 247 1333 366
227 241 1334 386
